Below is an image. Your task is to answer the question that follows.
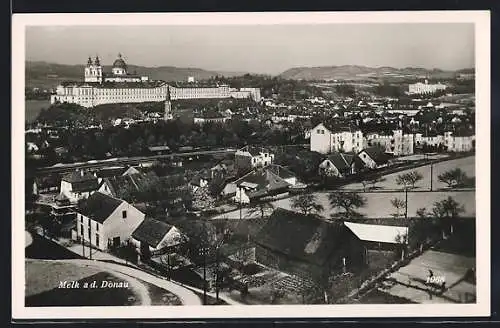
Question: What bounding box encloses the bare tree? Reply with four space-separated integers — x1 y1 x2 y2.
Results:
432 196 465 238
395 232 408 260
396 170 423 190
328 192 366 219
438 168 469 188
247 200 275 219
416 207 428 218
291 194 324 216
390 198 406 218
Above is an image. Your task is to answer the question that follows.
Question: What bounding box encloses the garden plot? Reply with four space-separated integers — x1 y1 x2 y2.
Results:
214 190 475 220
380 250 476 304
342 156 475 191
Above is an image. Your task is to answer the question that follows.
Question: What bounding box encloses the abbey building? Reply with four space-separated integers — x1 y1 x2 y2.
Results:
50 54 262 112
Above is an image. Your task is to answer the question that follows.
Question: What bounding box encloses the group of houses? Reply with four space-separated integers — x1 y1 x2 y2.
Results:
32 166 188 260
251 208 409 286
309 122 475 157
29 142 416 293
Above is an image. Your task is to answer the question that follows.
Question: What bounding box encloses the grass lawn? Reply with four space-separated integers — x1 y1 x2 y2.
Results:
25 260 101 297
26 271 140 307
145 283 183 306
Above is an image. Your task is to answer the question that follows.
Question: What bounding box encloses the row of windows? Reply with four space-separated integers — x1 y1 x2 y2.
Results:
62 88 165 97
78 214 99 232
79 224 100 246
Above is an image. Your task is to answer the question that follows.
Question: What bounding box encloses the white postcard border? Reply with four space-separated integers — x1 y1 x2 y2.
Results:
12 10 491 319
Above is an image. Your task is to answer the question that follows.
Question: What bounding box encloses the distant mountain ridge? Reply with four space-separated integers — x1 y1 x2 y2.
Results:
279 65 474 81
25 61 248 89
26 61 475 90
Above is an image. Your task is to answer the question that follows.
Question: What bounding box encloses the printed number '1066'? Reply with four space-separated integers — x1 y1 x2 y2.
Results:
427 276 445 284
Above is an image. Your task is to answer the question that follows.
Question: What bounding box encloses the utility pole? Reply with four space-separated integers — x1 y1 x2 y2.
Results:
405 187 408 219
215 247 220 303
202 219 208 305
82 226 85 257
203 247 207 305
430 162 434 191
239 186 243 220
89 220 92 260
167 253 171 281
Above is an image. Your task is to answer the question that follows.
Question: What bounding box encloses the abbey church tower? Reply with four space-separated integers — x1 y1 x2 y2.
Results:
164 86 173 121
84 56 103 83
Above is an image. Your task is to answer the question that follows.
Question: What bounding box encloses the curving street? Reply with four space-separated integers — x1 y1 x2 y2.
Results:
44 258 203 305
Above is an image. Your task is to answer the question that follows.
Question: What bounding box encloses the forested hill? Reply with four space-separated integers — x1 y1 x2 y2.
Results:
25 61 247 89
279 65 473 81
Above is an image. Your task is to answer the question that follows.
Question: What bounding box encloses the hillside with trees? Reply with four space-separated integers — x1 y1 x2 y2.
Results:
25 61 248 90
279 65 471 81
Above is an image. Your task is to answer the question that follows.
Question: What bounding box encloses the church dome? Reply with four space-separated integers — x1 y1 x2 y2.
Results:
112 53 127 69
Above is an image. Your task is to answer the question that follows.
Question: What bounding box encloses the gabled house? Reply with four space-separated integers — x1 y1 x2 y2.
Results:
94 166 127 182
60 170 99 204
234 145 274 173
210 159 235 181
32 174 60 195
74 192 145 251
229 165 299 204
318 152 357 178
254 208 365 280
357 147 391 169
131 218 185 258
122 166 142 176
310 122 365 154
265 164 300 186
98 171 160 200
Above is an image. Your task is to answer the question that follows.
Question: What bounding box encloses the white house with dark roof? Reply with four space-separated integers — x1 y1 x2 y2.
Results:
357 147 391 169
60 170 99 204
235 145 274 172
74 192 145 251
229 165 299 204
318 152 357 178
130 218 184 256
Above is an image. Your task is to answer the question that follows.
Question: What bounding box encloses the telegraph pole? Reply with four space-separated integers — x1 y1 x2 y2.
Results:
202 219 208 305
430 162 434 191
405 187 408 219
215 247 220 303
82 227 85 257
203 247 207 305
89 221 92 260
239 186 243 220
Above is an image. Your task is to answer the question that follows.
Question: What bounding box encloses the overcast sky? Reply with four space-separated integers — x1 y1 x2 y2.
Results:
26 24 474 74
